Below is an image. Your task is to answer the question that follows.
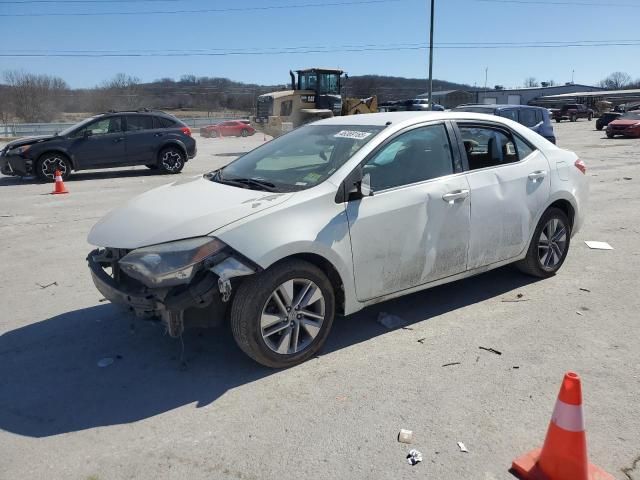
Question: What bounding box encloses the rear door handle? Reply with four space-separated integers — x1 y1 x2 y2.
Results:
442 189 470 203
528 170 547 181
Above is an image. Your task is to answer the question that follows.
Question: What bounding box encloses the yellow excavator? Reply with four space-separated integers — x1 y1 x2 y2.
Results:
254 68 377 137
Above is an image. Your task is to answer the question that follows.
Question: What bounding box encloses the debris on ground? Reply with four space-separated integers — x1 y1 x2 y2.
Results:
442 362 461 367
377 312 408 329
417 338 426 344
398 429 413 444
406 449 423 465
479 346 502 355
576 311 584 316
0 214 14 218
623 177 633 180
98 298 107 302
516 293 524 298
585 241 613 250
36 281 58 289
457 442 469 453
579 288 591 292
97 357 114 368
501 295 529 303
513 366 520 369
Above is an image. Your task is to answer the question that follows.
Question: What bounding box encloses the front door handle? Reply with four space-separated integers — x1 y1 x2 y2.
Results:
442 189 470 203
528 170 547 181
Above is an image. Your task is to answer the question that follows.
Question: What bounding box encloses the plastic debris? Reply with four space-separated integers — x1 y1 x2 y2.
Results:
97 357 114 368
398 429 414 444
623 177 632 180
406 449 423 465
377 312 408 329
576 311 584 316
36 281 58 289
585 241 613 250
417 338 426 344
579 288 591 292
513 366 520 369
479 346 502 355
442 362 461 367
457 442 469 453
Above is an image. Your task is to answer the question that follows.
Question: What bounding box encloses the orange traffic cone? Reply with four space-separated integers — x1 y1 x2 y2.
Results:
51 169 69 195
511 372 613 480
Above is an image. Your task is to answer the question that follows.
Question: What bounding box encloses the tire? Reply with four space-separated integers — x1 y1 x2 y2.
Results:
570 115 577 122
606 132 614 138
36 152 72 182
555 118 561 123
240 129 249 137
516 207 571 278
230 259 336 368
157 146 185 174
210 130 219 138
588 113 593 121
596 124 603 131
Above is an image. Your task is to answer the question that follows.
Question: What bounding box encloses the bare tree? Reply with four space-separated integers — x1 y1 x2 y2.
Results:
524 77 540 87
3 70 68 122
599 72 632 90
0 86 13 124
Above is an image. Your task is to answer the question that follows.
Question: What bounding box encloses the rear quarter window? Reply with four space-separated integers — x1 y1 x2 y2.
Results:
154 116 177 129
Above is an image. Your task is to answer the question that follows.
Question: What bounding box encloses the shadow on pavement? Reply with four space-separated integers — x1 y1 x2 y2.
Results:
0 168 164 187
0 266 536 438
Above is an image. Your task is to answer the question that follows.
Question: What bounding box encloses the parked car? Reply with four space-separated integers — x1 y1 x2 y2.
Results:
596 112 622 131
200 120 256 138
552 104 594 123
0 110 195 181
87 111 587 368
408 99 445 112
606 112 640 138
452 104 556 143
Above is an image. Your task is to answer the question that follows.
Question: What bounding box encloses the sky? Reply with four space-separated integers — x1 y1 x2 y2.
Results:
1 0 639 90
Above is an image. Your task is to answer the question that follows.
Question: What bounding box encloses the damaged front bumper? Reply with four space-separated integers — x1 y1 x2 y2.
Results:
87 248 256 335
0 153 32 177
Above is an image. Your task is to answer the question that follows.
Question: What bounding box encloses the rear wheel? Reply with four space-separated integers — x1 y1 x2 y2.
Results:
157 146 185 174
230 259 335 368
36 153 71 182
606 131 614 138
516 207 570 278
210 130 219 138
555 118 561 123
240 129 249 137
570 115 577 122
588 113 593 121
596 124 603 131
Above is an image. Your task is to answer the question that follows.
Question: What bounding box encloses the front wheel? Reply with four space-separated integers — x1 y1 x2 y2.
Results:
596 124 603 131
240 129 249 137
230 259 335 368
516 207 571 278
36 153 72 182
588 113 593 121
606 131 614 138
555 118 561 123
570 115 577 122
157 147 185 174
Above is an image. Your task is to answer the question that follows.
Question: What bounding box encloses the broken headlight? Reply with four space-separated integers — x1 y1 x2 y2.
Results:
119 237 226 288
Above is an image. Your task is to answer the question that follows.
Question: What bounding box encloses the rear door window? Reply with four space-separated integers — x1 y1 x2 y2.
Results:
518 109 539 127
500 109 518 122
126 115 154 132
458 124 519 170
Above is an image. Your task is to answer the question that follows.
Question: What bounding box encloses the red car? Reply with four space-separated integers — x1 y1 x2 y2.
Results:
200 120 255 138
606 112 640 138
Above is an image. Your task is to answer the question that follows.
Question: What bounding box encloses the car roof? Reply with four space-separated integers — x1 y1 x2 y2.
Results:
312 111 526 127
456 104 545 111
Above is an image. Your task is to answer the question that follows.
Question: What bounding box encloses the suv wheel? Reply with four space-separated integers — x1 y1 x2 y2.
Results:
570 114 577 122
516 207 570 278
230 259 335 368
157 147 185 174
36 153 72 182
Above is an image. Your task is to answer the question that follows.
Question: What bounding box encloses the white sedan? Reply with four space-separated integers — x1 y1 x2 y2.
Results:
87 112 588 368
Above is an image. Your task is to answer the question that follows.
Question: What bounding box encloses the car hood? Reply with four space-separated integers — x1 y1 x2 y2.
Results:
3 135 55 150
609 120 640 127
87 176 292 249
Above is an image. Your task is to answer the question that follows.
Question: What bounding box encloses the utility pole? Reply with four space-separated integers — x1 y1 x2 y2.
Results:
484 67 488 90
571 69 575 84
427 0 435 110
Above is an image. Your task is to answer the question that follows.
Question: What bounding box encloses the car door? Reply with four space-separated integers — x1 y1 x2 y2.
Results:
69 116 125 169
345 123 471 301
220 121 237 137
124 115 158 164
455 122 551 269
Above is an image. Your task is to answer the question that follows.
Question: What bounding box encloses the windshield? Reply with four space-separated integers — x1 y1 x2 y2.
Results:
58 115 100 137
214 124 384 192
621 112 640 120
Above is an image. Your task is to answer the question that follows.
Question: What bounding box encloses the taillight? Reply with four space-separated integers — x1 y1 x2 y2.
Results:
181 126 192 137
574 159 586 174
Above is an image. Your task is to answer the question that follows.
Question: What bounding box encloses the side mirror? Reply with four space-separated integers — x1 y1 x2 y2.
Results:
360 173 373 197
334 166 374 203
83 129 93 138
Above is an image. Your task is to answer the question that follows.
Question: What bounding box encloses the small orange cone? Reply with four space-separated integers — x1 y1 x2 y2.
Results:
51 169 69 195
511 372 613 480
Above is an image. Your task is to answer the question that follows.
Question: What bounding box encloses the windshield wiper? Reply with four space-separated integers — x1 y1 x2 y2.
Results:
211 170 279 192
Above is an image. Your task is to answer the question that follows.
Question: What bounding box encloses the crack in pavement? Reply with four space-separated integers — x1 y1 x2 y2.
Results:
622 454 640 480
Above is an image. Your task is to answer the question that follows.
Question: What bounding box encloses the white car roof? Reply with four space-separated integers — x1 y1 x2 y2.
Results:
312 111 514 127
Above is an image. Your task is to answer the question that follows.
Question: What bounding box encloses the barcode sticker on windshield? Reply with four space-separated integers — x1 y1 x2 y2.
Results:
334 130 372 140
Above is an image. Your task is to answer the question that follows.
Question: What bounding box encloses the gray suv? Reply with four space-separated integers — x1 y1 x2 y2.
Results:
452 104 556 144
0 110 197 181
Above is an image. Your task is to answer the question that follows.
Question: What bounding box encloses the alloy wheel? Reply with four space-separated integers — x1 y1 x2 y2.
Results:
161 150 183 172
538 218 567 270
260 278 325 355
41 156 68 180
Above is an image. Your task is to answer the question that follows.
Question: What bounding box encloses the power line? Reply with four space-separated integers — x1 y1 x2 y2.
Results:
1 41 638 57
473 0 640 7
0 0 401 16
2 0 186 3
